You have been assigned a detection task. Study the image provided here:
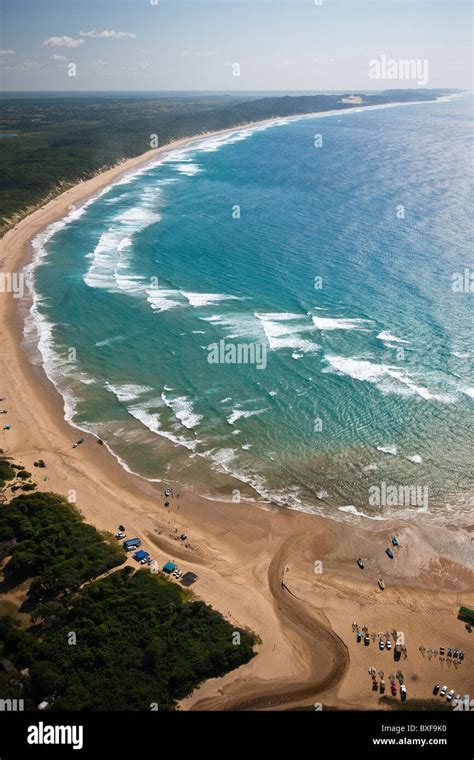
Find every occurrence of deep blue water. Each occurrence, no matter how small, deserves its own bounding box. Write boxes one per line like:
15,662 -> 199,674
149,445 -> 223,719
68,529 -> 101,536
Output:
27,96 -> 474,520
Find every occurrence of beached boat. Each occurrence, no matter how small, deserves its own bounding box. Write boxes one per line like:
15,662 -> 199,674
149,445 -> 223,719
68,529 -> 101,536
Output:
378,579 -> 385,590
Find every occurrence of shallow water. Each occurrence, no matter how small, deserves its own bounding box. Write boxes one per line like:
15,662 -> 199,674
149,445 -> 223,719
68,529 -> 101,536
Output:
27,96 -> 474,521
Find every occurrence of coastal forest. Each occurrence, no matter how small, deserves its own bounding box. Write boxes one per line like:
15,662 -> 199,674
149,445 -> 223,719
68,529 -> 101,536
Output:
0,461 -> 255,710
0,88 -> 457,233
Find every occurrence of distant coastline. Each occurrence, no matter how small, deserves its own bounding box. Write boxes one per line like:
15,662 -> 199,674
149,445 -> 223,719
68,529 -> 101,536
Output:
0,91 -> 472,711
19,90 -> 470,525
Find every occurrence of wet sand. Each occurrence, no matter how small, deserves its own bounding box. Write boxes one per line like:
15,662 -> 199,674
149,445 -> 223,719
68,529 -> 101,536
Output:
1,123 -> 473,710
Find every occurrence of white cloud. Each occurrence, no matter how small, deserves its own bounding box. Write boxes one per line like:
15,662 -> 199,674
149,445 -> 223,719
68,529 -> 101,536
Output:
0,49 -> 15,55
43,36 -> 84,48
80,30 -> 136,39
50,54 -> 68,62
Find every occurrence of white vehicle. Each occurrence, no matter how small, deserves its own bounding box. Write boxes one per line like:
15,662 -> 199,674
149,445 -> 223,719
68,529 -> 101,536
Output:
379,639 -> 385,651
447,689 -> 455,702
386,640 -> 391,651
440,685 -> 448,697
400,685 -> 407,701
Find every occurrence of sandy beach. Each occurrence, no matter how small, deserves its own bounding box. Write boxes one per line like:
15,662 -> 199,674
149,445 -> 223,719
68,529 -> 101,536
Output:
1,123 -> 473,711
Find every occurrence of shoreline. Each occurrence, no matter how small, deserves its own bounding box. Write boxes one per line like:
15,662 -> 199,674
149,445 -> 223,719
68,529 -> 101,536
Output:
1,106 -> 473,710
18,94 -> 473,528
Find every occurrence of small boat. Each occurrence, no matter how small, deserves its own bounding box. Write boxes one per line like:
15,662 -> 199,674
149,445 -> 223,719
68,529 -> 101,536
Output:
357,558 -> 365,569
386,548 -> 394,559
378,579 -> 385,590
391,536 -> 399,547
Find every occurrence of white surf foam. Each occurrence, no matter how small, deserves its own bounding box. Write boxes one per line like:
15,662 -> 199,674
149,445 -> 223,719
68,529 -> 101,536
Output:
256,312 -> 320,353
182,291 -> 242,307
323,354 -> 455,402
105,383 -> 154,403
377,445 -> 398,456
338,505 -> 386,521
227,408 -> 265,425
312,316 -> 373,331
161,393 -> 202,429
377,330 -> 409,344
146,288 -> 184,312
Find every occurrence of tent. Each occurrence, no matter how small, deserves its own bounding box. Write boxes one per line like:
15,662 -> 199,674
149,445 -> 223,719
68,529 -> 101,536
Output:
162,561 -> 177,574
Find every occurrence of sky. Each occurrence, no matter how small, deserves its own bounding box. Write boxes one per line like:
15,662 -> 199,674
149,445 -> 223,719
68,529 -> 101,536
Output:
0,0 -> 472,92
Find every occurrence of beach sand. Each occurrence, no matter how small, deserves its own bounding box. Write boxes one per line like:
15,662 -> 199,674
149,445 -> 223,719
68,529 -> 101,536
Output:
1,124 -> 473,710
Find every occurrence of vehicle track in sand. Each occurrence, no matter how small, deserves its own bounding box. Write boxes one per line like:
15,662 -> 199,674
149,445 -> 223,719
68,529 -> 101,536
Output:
189,532 -> 350,710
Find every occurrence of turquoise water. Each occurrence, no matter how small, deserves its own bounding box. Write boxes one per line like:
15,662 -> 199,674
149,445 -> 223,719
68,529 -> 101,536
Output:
27,97 -> 474,520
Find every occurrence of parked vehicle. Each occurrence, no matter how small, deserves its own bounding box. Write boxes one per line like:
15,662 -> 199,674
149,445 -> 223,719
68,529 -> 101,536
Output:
386,548 -> 394,559
439,647 -> 445,656
440,685 -> 448,697
391,537 -> 399,547
391,683 -> 397,696
357,631 -> 362,642
364,634 -> 370,646
433,683 -> 441,695
386,639 -> 391,651
447,648 -> 453,657
357,558 -> 365,569
379,639 -> 385,651
378,579 -> 385,590
400,685 -> 407,701
447,689 -> 455,702
459,650 -> 465,660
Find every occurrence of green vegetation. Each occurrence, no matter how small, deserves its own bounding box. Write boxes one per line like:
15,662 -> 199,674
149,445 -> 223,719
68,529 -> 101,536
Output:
0,89 -> 458,233
458,606 -> 474,624
0,492 -> 125,598
16,470 -> 31,480
0,457 -> 16,488
0,488 -> 256,709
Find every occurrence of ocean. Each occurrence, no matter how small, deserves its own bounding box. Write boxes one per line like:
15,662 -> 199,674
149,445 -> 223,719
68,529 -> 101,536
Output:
25,95 -> 474,522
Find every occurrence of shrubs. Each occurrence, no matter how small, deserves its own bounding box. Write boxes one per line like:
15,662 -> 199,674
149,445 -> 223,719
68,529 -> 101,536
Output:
0,492 -> 125,597
0,458 -> 16,488
0,491 -> 257,710
20,569 -> 256,710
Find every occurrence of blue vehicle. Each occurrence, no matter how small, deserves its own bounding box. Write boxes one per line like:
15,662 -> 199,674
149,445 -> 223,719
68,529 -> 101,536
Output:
133,549 -> 150,562
391,537 -> 399,547
386,548 -> 394,559
123,537 -> 141,550
357,631 -> 362,642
